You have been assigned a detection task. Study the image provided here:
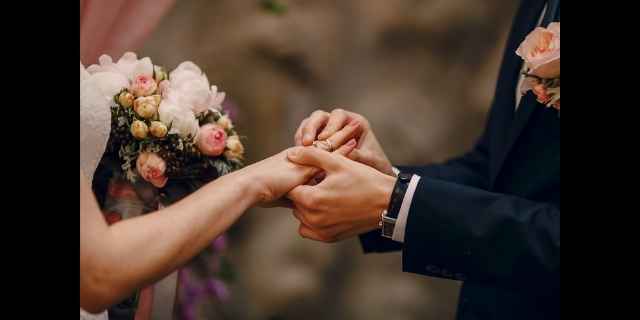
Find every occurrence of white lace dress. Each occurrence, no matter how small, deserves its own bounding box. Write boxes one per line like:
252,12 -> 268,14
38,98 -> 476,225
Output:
80,62 -> 117,320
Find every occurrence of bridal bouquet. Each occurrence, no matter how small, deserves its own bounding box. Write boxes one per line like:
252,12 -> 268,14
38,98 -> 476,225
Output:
87,52 -> 244,191
516,22 -> 560,112
83,52 -> 242,315
83,52 -> 245,213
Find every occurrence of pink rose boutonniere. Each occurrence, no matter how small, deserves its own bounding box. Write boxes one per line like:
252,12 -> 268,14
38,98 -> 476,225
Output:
516,22 -> 560,113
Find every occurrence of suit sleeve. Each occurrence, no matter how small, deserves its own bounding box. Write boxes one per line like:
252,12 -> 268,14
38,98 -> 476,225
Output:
401,177 -> 560,293
358,130 -> 490,253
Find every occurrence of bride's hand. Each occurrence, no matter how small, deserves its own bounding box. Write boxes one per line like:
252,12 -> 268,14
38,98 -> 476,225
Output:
241,139 -> 357,208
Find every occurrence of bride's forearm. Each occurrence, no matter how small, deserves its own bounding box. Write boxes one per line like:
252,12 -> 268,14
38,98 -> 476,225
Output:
81,169 -> 259,312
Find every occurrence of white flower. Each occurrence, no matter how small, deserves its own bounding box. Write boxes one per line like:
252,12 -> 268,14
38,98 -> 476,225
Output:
80,66 -> 129,111
208,85 -> 226,111
86,52 -> 153,81
158,100 -> 200,139
165,61 -> 226,114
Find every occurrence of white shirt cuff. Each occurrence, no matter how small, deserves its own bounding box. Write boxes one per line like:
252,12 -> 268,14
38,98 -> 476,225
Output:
391,174 -> 421,243
392,166 -> 400,177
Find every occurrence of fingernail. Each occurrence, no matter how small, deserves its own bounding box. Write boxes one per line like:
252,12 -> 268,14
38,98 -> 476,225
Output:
346,139 -> 356,147
304,134 -> 313,143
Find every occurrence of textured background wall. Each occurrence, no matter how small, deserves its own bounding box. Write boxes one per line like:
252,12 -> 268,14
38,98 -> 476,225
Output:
141,1 -> 518,319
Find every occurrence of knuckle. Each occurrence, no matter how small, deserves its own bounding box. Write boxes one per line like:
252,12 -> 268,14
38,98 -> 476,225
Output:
312,110 -> 327,117
304,193 -> 320,208
320,231 -> 337,243
308,213 -> 324,227
353,114 -> 369,126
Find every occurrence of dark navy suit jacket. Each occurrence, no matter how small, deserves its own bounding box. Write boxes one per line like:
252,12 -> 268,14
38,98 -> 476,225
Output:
359,1 -> 560,319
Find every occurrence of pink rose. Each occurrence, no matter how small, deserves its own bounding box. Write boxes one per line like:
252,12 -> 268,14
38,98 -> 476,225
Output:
130,75 -> 158,97
531,83 -> 560,111
136,152 -> 168,188
196,124 -> 227,156
532,83 -> 551,105
516,22 -> 560,78
104,212 -> 122,225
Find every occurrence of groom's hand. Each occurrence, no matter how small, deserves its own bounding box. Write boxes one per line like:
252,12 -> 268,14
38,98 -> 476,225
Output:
295,109 -> 395,177
248,140 -> 358,208
286,146 -> 396,242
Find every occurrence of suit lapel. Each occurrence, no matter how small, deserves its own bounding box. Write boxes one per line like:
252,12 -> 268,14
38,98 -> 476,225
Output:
490,0 -> 557,187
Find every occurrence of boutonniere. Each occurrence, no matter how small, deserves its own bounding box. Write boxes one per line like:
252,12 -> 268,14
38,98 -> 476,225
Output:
516,22 -> 560,114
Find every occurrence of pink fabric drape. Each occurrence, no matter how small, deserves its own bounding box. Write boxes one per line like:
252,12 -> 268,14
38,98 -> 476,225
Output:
80,0 -> 175,65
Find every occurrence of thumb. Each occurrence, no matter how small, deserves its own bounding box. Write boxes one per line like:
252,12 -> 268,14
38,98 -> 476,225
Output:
347,148 -> 374,167
287,184 -> 315,206
287,146 -> 341,172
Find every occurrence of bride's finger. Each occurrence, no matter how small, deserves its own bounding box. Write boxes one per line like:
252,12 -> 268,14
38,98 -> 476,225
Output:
318,109 -> 350,140
333,138 -> 357,157
325,121 -> 362,151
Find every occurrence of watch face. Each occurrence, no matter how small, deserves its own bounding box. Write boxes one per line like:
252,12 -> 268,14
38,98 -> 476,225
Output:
382,216 -> 396,238
382,222 -> 395,237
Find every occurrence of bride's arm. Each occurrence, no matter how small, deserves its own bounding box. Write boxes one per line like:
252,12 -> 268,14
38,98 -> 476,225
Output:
80,148 -> 343,313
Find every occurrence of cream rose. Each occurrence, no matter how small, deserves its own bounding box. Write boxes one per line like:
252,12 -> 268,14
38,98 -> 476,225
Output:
131,120 -> 149,139
150,121 -> 168,138
118,91 -> 135,108
133,96 -> 159,119
158,100 -> 200,139
216,114 -> 234,130
196,124 -> 227,156
154,65 -> 168,83
224,135 -> 244,160
515,22 -> 560,78
136,152 -> 168,188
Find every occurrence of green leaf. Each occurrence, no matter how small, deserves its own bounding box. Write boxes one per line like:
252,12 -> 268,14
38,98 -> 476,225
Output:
261,0 -> 287,15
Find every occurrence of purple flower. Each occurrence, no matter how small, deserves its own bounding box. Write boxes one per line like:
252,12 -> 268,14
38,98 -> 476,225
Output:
209,255 -> 221,273
178,268 -> 191,283
222,99 -> 239,121
206,278 -> 230,301
181,305 -> 196,320
212,235 -> 227,252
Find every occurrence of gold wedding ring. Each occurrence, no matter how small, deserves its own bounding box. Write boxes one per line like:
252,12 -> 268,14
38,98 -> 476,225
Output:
312,139 -> 334,152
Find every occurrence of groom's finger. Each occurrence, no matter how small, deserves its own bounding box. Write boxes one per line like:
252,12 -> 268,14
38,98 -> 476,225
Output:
287,146 -> 342,172
294,118 -> 309,146
346,148 -> 374,166
299,224 -> 324,241
292,208 -> 315,227
302,110 -> 329,146
287,185 -> 315,208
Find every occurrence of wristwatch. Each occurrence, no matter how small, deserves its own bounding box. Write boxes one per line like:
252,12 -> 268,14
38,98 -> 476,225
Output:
381,172 -> 412,239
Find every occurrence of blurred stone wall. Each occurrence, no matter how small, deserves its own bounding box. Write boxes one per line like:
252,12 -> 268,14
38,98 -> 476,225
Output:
141,0 -> 518,319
